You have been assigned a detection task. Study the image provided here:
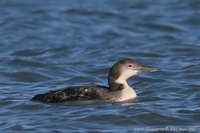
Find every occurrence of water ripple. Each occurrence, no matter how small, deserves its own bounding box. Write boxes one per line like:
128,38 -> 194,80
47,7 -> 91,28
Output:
0,0 -> 200,132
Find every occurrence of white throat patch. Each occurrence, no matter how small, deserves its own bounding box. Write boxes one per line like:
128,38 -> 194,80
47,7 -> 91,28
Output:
121,70 -> 140,80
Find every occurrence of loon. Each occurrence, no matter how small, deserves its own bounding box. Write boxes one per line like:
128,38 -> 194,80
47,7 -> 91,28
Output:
31,59 -> 157,103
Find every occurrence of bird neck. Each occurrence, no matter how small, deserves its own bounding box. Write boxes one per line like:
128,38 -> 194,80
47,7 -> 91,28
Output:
108,76 -> 130,91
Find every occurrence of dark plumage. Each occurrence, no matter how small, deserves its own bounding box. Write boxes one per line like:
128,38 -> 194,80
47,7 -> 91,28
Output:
31,86 -> 109,103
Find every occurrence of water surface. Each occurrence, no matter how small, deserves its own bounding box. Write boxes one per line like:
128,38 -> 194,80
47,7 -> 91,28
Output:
0,0 -> 200,132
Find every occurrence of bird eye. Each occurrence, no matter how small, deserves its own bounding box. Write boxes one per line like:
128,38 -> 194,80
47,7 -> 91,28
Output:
128,64 -> 133,67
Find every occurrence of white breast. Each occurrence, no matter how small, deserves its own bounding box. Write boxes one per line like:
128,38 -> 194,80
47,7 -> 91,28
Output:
117,86 -> 137,102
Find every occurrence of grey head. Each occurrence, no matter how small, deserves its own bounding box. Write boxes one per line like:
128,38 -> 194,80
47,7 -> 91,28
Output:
108,59 -> 157,91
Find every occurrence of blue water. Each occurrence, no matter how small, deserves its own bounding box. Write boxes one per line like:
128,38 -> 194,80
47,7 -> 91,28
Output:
0,0 -> 200,132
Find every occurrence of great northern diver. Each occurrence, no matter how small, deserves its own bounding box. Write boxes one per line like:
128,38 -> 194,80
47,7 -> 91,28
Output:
31,59 -> 157,103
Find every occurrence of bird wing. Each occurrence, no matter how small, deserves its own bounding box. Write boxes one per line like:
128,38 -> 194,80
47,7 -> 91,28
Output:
31,86 -> 109,103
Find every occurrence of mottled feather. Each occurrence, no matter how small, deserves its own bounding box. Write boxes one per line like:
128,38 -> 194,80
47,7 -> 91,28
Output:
32,86 -> 109,103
